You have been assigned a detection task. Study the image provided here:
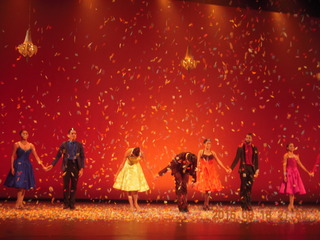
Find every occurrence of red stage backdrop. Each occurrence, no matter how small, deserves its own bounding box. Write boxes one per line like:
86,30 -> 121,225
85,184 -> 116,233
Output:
0,0 -> 319,204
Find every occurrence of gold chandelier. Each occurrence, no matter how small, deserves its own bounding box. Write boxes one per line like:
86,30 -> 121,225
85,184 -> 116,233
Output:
181,46 -> 199,71
17,28 -> 38,58
17,3 -> 37,58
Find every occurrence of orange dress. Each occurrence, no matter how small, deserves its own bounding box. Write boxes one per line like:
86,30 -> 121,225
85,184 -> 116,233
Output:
194,152 -> 223,192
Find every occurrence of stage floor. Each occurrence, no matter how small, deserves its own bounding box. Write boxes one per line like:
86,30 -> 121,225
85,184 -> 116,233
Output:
0,202 -> 319,240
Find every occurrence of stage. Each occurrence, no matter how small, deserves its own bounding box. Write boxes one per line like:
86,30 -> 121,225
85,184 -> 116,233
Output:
0,201 -> 319,240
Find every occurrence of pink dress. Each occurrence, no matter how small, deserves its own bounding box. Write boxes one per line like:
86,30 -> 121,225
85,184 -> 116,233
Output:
279,157 -> 306,195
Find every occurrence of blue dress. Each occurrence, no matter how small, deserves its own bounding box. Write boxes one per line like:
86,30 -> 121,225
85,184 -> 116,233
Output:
4,147 -> 36,189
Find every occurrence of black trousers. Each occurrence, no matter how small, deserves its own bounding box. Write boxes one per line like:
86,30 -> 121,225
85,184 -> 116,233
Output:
63,160 -> 79,207
173,172 -> 189,211
239,164 -> 255,210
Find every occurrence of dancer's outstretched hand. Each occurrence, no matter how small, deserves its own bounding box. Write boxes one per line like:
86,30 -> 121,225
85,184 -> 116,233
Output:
44,165 -> 53,172
79,168 -> 83,177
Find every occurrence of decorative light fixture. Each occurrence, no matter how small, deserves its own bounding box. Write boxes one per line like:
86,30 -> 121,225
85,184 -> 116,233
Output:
17,28 -> 38,57
181,46 -> 199,71
17,3 -> 37,58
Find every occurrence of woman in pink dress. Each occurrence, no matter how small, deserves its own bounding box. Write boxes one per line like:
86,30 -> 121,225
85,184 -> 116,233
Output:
194,139 -> 230,210
279,143 -> 313,211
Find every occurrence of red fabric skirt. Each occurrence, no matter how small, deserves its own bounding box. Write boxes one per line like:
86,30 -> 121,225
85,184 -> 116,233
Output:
193,159 -> 223,192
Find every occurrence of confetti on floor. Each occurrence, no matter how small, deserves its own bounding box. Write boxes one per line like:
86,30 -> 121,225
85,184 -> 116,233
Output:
0,202 -> 319,223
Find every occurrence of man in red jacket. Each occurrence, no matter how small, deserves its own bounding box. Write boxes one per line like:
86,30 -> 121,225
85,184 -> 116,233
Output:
230,133 -> 259,211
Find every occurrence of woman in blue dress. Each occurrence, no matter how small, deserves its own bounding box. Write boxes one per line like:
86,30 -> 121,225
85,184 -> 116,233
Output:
4,130 -> 44,208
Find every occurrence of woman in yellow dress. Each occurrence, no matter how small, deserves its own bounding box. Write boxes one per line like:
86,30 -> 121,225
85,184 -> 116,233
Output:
113,147 -> 149,210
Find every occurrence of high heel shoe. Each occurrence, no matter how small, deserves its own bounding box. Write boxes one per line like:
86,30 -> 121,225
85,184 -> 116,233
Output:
203,205 -> 210,211
288,205 -> 295,212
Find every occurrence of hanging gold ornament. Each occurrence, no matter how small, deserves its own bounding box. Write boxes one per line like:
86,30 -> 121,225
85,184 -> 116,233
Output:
17,28 -> 38,58
181,46 -> 199,71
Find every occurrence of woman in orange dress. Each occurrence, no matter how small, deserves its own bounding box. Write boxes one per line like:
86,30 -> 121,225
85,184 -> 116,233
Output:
194,139 -> 230,210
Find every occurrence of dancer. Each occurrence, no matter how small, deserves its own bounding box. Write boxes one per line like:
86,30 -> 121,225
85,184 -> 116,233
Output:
45,128 -> 85,210
279,143 -> 313,211
312,152 -> 320,175
312,153 -> 320,194
113,147 -> 149,211
157,152 -> 197,212
230,133 -> 259,211
4,130 -> 44,208
194,139 -> 231,210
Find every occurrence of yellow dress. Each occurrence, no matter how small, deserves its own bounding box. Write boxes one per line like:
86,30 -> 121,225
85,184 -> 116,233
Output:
113,156 -> 149,192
